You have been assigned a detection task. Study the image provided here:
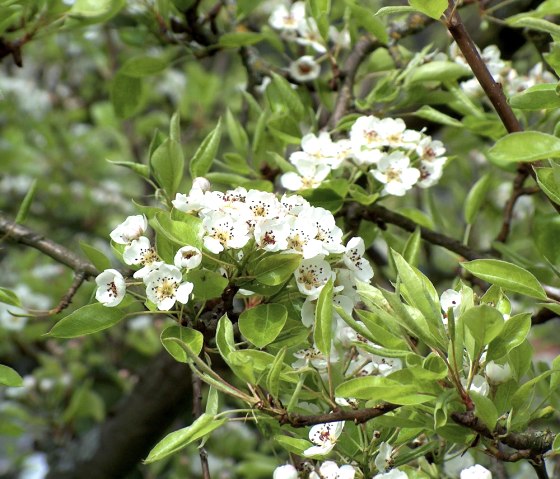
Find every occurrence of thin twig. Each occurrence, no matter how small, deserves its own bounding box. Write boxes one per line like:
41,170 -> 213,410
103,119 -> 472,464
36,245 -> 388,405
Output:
495,184 -> 540,244
49,271 -> 87,315
192,373 -> 211,479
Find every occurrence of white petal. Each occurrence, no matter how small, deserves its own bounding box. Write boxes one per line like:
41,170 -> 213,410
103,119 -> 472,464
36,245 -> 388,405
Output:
176,282 -> 194,304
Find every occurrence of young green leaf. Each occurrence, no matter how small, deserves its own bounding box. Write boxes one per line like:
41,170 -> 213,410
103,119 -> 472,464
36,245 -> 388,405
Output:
120,56 -> 168,77
536,167 -> 560,206
253,253 -> 301,286
111,73 -> 144,119
238,303 -> 287,348
150,138 -> 185,199
470,392 -> 499,430
461,259 -> 547,299
314,279 -> 333,355
265,346 -> 287,398
464,173 -> 492,225
187,269 -> 229,301
408,0 -> 447,20
0,364 -> 23,387
189,118 -> 223,178
80,242 -> 112,271
0,287 -> 22,308
14,179 -> 37,224
48,303 -> 125,338
488,132 -> 560,168
509,83 -> 560,110
161,326 -> 203,363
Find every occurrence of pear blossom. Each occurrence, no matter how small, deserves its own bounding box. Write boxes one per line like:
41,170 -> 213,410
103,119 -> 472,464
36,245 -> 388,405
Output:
485,361 -> 512,385
290,56 -> 321,82
122,236 -> 162,279
273,464 -> 298,479
372,469 -> 408,479
110,215 -> 147,244
295,255 -> 332,299
269,2 -> 306,31
191,176 -> 211,193
281,193 -> 310,214
463,375 -> 490,397
254,218 -> 290,251
95,269 -> 126,307
290,132 -> 338,166
303,421 -> 344,456
285,216 -> 324,259
172,188 -> 209,214
299,207 -> 345,254
0,304 -> 28,331
174,246 -> 202,270
417,161 -> 444,188
343,237 -> 374,282
440,289 -> 461,325
296,18 -> 327,53
245,189 -> 282,227
202,210 -> 251,253
318,461 -> 356,479
375,442 -> 394,472
329,26 -> 351,49
372,152 -> 420,196
460,465 -> 492,479
281,157 -> 331,191
292,346 -> 337,370
144,264 -> 194,311
416,136 -> 446,164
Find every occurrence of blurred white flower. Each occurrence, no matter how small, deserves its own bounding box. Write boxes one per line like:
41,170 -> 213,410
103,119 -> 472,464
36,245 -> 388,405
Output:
144,264 -> 193,311
289,56 -> 321,82
460,464 -> 492,479
110,215 -> 147,244
372,152 -> 420,196
485,361 -> 512,385
174,246 -> 202,270
273,464 -> 298,479
372,469 -> 409,479
269,2 -> 306,31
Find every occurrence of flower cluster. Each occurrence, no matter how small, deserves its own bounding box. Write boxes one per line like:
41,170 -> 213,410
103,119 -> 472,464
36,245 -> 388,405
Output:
449,42 -> 555,98
281,115 -> 447,197
268,2 -> 349,82
95,181 -> 373,321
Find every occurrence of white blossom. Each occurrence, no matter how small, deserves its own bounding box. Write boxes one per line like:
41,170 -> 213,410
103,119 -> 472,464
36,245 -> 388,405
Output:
299,207 -> 345,254
343,237 -> 374,282
304,421 -> 344,456
269,2 -> 306,31
485,361 -> 512,385
372,152 -> 420,196
202,211 -> 251,253
174,246 -> 202,270
460,464 -> 492,479
463,375 -> 490,397
440,289 -> 461,325
110,215 -> 147,244
285,216 -> 324,259
295,255 -> 332,299
375,442 -> 394,472
144,264 -> 194,311
290,56 -> 321,82
95,269 -> 126,307
281,157 -> 331,191
273,464 -> 298,479
372,469 -> 409,479
296,17 -> 327,53
122,236 -> 162,279
254,218 -> 290,251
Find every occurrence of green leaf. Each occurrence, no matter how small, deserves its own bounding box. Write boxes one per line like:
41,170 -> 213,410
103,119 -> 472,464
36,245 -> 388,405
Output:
70,0 -> 125,20
111,73 -> 144,119
187,269 -> 228,301
107,160 -> 150,179
408,62 -> 471,84
189,118 -> 223,178
274,435 -> 311,455
205,387 -> 219,416
225,109 -> 249,154
402,227 -> 421,267
487,313 -> 531,361
218,32 -> 264,47
413,105 -> 463,128
462,305 -> 504,360
0,287 -> 21,308
144,414 -> 228,463
408,0 -> 447,19
507,16 -> 560,37
375,6 -> 416,15
151,138 -> 185,199
470,392 -> 499,430
509,83 -> 560,110
300,187 -> 344,213
314,279 -> 333,355
216,314 -> 236,360
0,364 -> 23,387
14,178 -> 37,224
161,326 -> 203,363
266,73 -> 305,121
120,56 -> 168,77
152,211 -> 203,250
488,132 -> 560,168
345,1 -> 388,44
461,259 -> 547,299
536,167 -> 560,206
533,214 -> 560,264
48,303 -> 125,338
253,253 -> 301,286
464,173 -> 492,225
266,346 -> 287,398
335,376 -> 435,405
80,242 -> 111,271
238,304 -> 287,348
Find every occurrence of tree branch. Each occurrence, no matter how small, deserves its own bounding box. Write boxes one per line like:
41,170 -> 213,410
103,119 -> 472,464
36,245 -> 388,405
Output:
361,204 -> 491,260
278,403 -> 399,428
192,373 -> 211,479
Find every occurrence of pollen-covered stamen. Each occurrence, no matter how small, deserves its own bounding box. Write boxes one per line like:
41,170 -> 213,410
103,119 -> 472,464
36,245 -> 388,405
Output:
152,276 -> 179,301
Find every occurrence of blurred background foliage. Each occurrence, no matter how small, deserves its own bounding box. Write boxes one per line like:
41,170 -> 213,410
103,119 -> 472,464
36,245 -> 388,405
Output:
1,0 -> 559,477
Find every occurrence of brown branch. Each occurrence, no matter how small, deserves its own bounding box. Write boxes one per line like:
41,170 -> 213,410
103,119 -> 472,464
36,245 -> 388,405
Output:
192,373 -> 211,479
278,403 -> 399,428
49,271 -> 87,315
361,204 -> 491,261
452,411 -> 555,456
495,184 -> 540,244
0,213 -> 98,278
